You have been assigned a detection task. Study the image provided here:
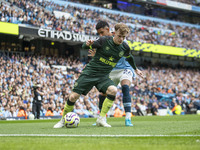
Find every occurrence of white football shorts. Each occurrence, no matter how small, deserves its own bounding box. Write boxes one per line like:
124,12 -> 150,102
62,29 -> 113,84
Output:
109,69 -> 133,86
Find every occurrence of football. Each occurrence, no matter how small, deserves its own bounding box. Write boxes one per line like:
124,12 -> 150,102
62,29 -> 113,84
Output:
29,114 -> 35,120
64,112 -> 80,128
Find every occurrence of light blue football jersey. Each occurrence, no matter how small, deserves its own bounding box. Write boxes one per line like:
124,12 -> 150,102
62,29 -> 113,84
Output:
112,57 -> 135,77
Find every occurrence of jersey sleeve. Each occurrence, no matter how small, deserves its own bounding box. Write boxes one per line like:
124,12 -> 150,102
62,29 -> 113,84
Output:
82,37 -> 104,49
126,54 -> 137,70
123,42 -> 137,70
123,42 -> 131,57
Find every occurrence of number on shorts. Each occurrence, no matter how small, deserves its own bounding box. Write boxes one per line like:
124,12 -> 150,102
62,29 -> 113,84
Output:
123,69 -> 131,76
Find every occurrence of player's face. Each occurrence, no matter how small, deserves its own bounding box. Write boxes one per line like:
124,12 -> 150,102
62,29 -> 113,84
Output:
113,30 -> 128,45
97,27 -> 110,36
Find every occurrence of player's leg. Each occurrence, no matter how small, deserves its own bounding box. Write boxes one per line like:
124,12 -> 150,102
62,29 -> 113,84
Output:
54,74 -> 94,128
120,69 -> 134,126
92,93 -> 106,126
99,71 -> 119,112
121,80 -> 133,126
99,93 -> 106,112
98,69 -> 119,112
99,86 -> 116,117
96,78 -> 117,127
93,70 -> 119,126
62,92 -> 80,117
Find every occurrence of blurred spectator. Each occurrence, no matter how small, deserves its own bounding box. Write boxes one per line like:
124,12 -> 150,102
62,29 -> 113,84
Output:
45,107 -> 54,116
171,102 -> 182,115
0,104 -> 3,118
53,108 -> 61,116
190,95 -> 200,110
114,107 -> 123,118
7,106 -> 17,117
135,102 -> 144,116
151,102 -> 159,115
17,106 -> 27,118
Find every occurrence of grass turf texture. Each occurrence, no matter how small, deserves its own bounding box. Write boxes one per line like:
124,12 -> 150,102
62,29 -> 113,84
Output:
0,115 -> 200,150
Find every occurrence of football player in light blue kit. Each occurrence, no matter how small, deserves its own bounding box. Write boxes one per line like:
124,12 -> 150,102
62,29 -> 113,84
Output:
89,21 -> 144,126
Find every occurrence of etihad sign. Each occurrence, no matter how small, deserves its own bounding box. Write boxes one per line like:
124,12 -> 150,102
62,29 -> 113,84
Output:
38,28 -> 97,42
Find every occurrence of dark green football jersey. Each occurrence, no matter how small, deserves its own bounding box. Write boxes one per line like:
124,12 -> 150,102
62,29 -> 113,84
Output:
82,36 -> 130,76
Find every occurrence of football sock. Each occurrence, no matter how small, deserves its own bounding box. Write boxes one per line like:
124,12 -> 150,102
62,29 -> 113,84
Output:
62,98 -> 75,118
125,112 -> 131,119
122,85 -> 131,115
99,94 -> 106,112
100,94 -> 115,117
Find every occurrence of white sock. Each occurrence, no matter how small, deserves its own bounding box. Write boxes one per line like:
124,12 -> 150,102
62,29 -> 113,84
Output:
125,112 -> 131,119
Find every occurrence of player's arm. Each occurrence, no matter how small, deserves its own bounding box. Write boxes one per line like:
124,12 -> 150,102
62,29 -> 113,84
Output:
126,54 -> 144,79
125,54 -> 137,70
82,37 -> 103,49
124,43 -> 145,78
123,43 -> 137,69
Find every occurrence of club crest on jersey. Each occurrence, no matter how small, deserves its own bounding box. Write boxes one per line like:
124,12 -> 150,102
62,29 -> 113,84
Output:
119,51 -> 124,57
106,46 -> 110,51
74,82 -> 78,87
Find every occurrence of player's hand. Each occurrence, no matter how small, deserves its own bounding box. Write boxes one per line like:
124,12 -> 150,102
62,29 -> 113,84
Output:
88,49 -> 96,57
135,68 -> 145,79
86,39 -> 94,46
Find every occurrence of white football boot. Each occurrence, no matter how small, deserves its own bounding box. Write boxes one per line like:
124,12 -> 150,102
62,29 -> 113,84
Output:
96,116 -> 111,127
92,117 -> 107,126
53,118 -> 65,128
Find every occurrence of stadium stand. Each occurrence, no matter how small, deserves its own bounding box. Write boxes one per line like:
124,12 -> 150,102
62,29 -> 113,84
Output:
0,54 -> 199,119
0,0 -> 200,50
0,0 -> 199,119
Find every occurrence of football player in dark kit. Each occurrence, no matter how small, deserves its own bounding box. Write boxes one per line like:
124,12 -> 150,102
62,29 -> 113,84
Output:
54,23 -> 144,128
90,21 -> 144,126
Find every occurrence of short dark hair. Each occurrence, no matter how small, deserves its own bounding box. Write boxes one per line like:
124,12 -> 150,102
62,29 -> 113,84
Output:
96,20 -> 109,30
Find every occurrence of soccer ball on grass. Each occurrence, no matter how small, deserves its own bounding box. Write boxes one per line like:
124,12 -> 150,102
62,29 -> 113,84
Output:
64,112 -> 80,128
29,114 -> 35,120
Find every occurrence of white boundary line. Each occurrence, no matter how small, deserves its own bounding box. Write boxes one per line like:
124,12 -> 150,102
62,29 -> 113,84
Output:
0,134 -> 200,137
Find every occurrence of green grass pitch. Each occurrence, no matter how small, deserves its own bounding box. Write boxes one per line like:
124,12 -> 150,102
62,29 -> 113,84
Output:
0,115 -> 200,150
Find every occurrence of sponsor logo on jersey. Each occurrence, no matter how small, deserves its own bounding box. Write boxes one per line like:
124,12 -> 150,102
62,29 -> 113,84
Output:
119,51 -> 124,57
99,57 -> 116,67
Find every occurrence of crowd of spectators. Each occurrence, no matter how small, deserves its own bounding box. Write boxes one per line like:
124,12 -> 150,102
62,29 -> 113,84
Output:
0,54 -> 199,119
0,0 -> 200,51
0,0 -> 199,119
